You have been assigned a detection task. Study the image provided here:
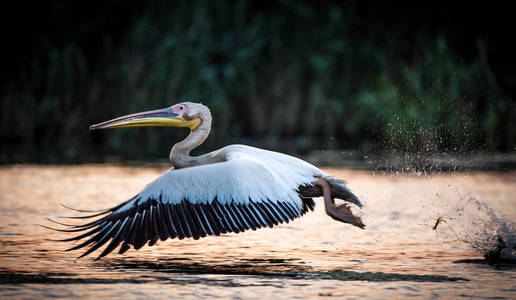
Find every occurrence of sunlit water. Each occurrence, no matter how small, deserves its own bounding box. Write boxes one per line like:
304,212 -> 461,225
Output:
0,165 -> 515,299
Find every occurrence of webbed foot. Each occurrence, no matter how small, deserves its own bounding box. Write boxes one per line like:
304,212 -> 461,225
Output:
328,203 -> 365,229
316,178 -> 365,229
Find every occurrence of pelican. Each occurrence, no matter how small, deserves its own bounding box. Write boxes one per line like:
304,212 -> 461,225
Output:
48,102 -> 365,259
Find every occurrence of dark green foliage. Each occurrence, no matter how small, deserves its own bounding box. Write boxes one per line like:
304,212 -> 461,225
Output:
1,1 -> 514,163
366,39 -> 515,153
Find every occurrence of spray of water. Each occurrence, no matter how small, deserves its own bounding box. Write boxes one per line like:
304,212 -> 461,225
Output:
429,192 -> 515,263
370,107 -> 516,263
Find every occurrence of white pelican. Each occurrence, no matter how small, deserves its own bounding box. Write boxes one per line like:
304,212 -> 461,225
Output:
48,102 -> 365,259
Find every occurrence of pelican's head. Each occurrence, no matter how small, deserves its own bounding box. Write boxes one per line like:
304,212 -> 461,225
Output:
89,102 -> 209,131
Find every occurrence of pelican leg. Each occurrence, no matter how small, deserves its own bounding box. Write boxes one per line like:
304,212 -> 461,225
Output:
315,178 -> 365,229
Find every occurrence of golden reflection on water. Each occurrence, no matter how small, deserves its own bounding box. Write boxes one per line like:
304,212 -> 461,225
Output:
0,165 -> 515,299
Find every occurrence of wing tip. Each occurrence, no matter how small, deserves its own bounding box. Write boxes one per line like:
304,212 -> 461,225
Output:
60,203 -> 106,213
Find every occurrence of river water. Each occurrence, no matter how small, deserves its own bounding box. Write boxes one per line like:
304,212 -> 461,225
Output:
0,165 -> 515,299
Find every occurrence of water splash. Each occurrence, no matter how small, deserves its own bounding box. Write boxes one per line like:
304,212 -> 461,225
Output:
371,121 -> 515,264
430,193 -> 516,263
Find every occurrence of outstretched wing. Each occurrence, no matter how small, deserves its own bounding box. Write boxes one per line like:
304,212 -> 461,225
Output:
48,154 -> 318,259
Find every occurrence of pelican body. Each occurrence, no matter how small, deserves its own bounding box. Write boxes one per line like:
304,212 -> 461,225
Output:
49,102 -> 365,259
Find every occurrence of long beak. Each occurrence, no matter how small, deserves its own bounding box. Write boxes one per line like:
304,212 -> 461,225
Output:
89,107 -> 201,131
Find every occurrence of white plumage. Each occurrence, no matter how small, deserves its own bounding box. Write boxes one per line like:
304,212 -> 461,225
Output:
47,102 -> 364,259
133,145 -> 325,212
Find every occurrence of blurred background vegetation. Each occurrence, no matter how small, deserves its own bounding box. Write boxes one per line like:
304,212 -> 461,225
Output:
1,1 -> 515,164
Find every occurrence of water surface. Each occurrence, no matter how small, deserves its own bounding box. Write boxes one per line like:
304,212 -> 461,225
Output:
0,165 -> 515,299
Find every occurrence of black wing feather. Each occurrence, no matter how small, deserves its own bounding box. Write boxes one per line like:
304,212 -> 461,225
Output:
210,200 -> 232,233
48,188 -> 315,259
240,205 -> 258,230
97,216 -> 131,259
194,204 -> 214,235
162,204 -> 178,239
156,203 -> 170,241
